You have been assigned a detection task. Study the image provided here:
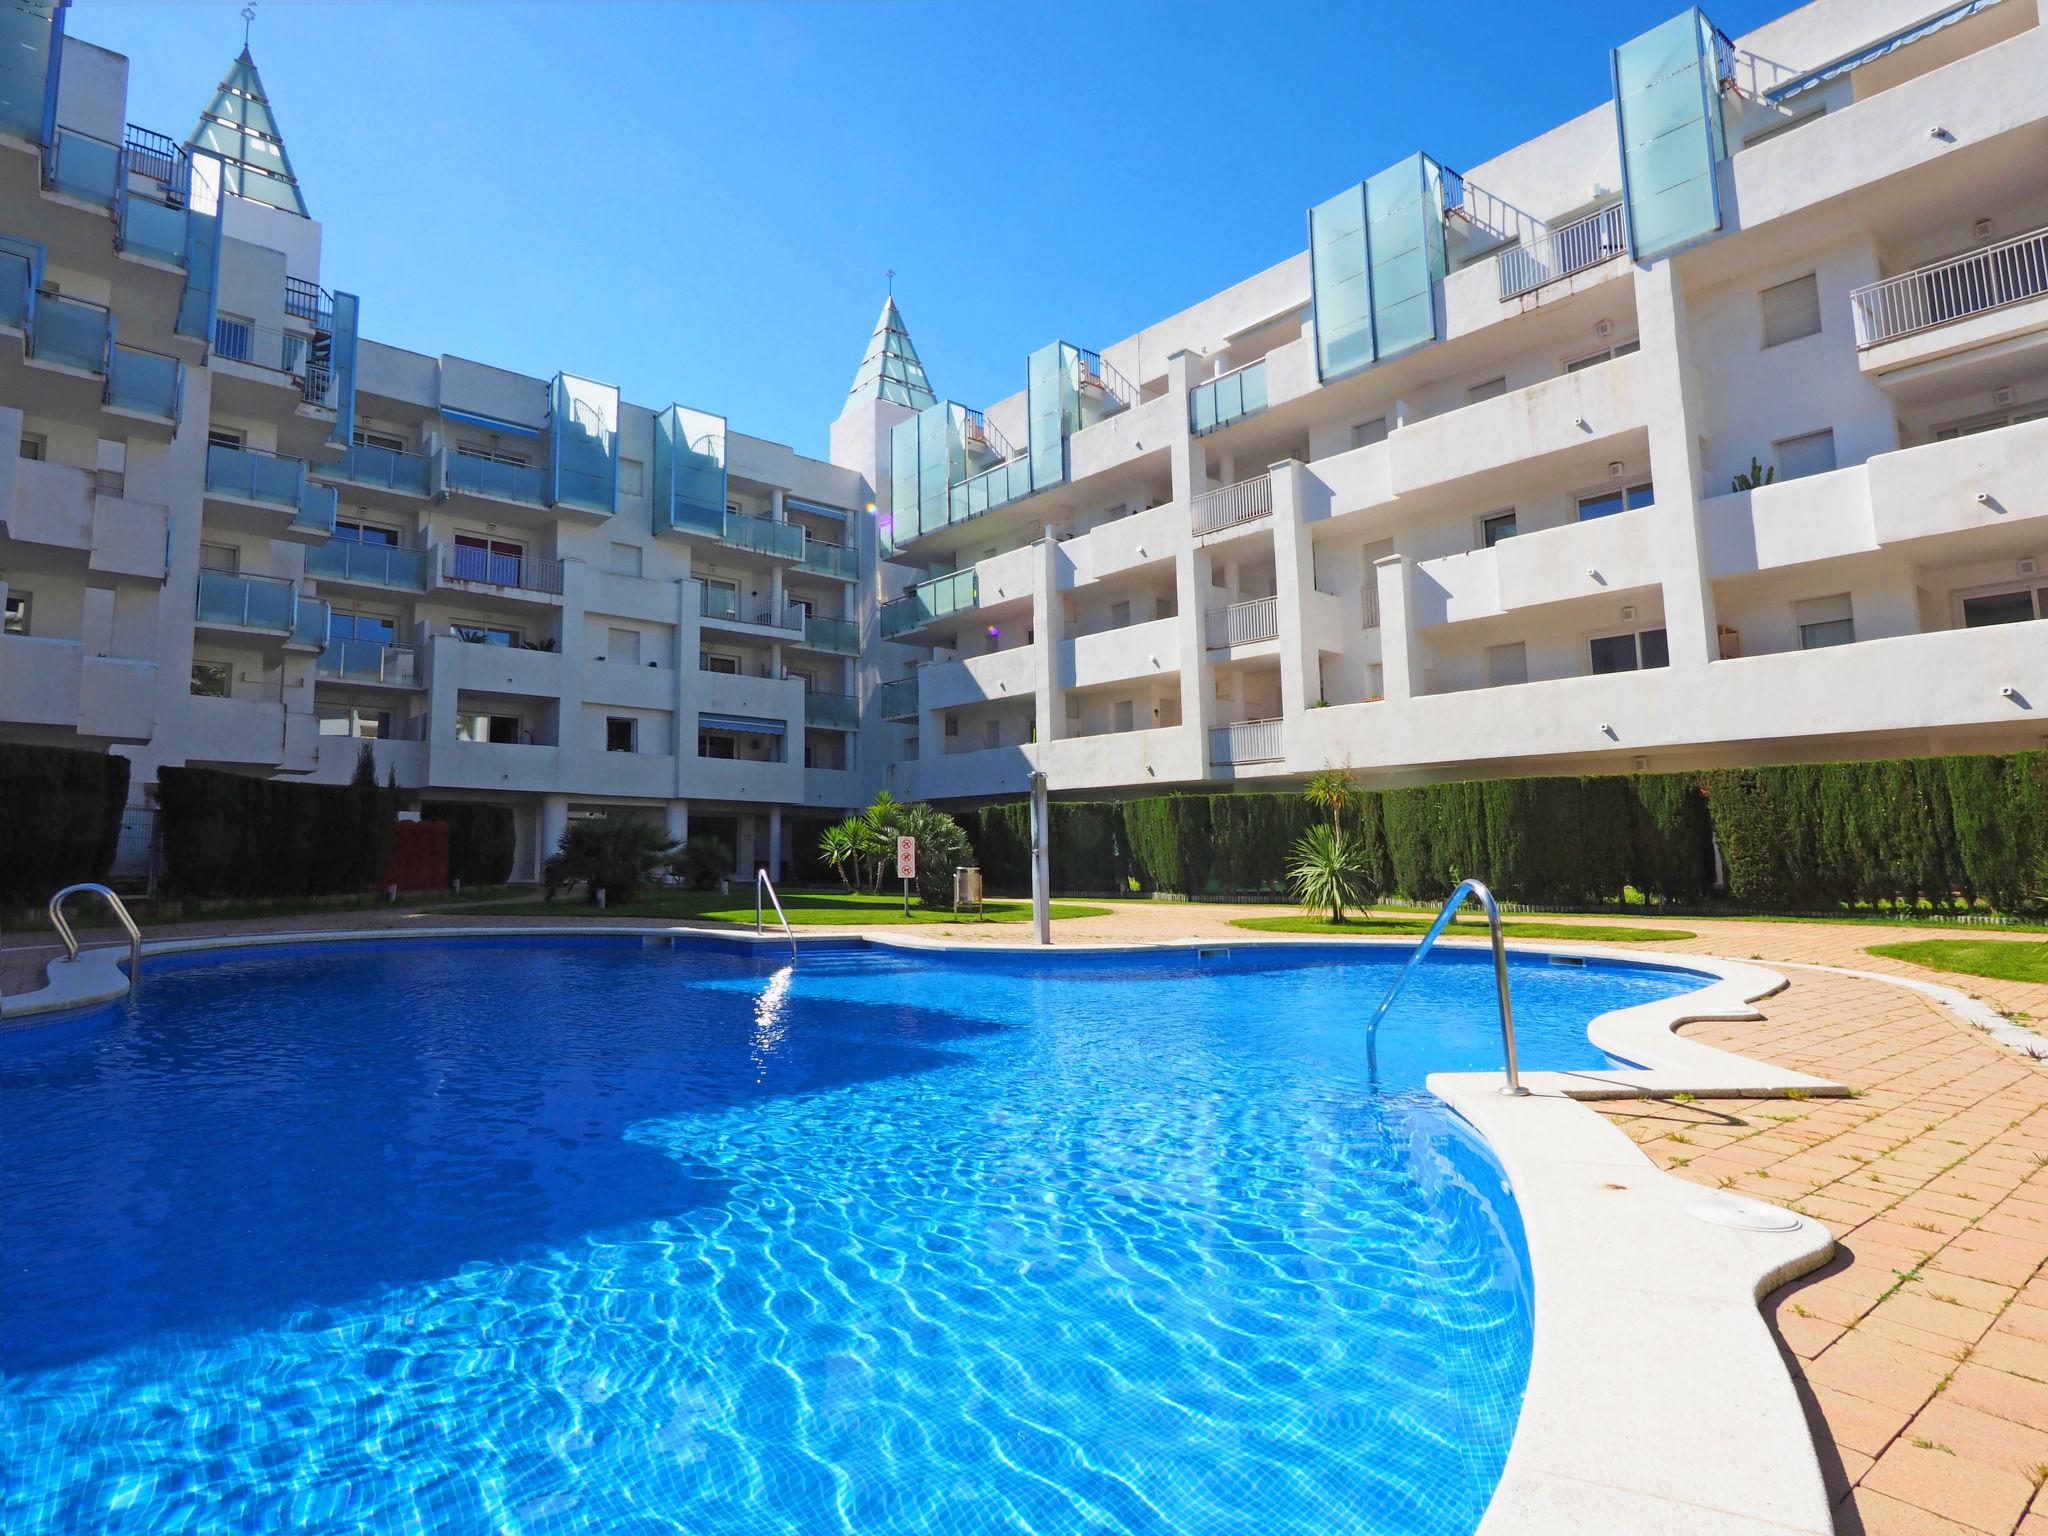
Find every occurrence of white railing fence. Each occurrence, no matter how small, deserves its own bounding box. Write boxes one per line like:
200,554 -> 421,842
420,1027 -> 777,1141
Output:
1850,226 -> 2048,348
1191,473 -> 1274,536
1496,203 -> 1627,301
1209,717 -> 1284,765
1204,596 -> 1279,648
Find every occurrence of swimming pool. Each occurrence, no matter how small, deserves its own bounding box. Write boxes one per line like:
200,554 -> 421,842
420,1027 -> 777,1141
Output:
1,936 -> 1707,1535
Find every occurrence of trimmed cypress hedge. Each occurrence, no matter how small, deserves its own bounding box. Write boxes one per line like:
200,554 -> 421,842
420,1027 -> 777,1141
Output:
957,749 -> 2046,912
421,801 -> 517,888
0,743 -> 130,903
162,763 -> 396,898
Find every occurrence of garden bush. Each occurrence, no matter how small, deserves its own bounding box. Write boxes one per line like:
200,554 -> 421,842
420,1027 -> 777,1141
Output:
161,752 -> 395,898
0,743 -> 130,903
422,801 -> 517,887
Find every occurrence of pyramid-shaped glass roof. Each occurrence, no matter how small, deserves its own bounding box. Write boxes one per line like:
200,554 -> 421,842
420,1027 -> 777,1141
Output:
188,47 -> 307,217
846,296 -> 936,410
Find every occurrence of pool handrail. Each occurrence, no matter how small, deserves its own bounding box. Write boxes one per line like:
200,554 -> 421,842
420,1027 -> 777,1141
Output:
48,882 -> 143,992
754,868 -> 797,961
1365,877 -> 1527,1095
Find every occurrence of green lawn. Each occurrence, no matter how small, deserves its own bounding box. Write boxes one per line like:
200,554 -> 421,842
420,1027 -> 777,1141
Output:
1230,914 -> 1692,943
1866,938 -> 2048,984
444,888 -> 1113,926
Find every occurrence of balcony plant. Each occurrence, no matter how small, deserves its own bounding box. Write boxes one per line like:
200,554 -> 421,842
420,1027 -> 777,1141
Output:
1729,456 -> 1775,493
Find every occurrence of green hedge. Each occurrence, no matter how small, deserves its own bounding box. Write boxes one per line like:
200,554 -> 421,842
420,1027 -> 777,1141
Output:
0,743 -> 130,903
163,763 -> 396,898
955,749 -> 2045,912
421,801 -> 517,887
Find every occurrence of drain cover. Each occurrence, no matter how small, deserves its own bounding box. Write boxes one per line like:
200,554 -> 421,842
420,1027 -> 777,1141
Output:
1688,1195 -> 1803,1233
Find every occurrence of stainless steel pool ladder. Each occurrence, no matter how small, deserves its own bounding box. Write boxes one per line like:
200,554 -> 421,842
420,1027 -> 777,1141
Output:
1365,878 -> 1526,1096
48,882 -> 144,994
754,868 -> 797,961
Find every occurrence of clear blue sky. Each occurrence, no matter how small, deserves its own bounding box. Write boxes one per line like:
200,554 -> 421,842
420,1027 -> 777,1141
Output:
80,0 -> 1780,458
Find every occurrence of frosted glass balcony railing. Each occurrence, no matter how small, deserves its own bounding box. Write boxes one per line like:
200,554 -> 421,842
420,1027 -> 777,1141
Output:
796,537 -> 859,580
317,639 -> 421,688
444,451 -> 546,507
303,539 -> 429,591
205,442 -> 306,508
721,509 -> 804,560
195,569 -> 296,633
316,441 -> 431,498
0,6 -> 55,141
1189,359 -> 1268,435
289,598 -> 331,650
105,346 -> 182,421
44,128 -> 121,208
31,292 -> 110,373
802,615 -> 859,654
946,455 -> 1035,525
553,465 -> 615,515
697,583 -> 799,630
880,567 -> 978,638
292,481 -> 338,539
0,250 -> 30,330
877,677 -> 919,719
803,691 -> 859,730
119,194 -> 186,267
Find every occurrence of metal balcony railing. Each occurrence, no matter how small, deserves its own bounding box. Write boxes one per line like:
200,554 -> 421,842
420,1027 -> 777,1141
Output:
442,545 -> 565,595
213,316 -> 312,378
317,639 -> 421,687
1191,473 -> 1273,536
1072,345 -> 1141,410
1204,595 -> 1279,648
1850,225 -> 2048,347
1496,204 -> 1627,300
697,583 -> 800,631
877,676 -> 919,719
122,124 -> 184,188
284,276 -> 331,326
1209,717 -> 1284,765
303,538 -> 429,591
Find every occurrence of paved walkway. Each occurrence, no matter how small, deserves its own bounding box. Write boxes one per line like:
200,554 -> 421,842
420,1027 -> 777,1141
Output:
6,897 -> 2046,1533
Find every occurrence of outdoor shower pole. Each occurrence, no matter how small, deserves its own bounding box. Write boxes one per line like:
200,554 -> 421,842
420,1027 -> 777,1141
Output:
1029,770 -> 1051,946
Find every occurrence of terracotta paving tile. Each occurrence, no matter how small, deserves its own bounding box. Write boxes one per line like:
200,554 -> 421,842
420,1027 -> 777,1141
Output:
1970,1329 -> 2048,1385
1842,1484 -> 2002,1534
1943,1361 -> 2048,1429
1862,1429 -> 2041,1535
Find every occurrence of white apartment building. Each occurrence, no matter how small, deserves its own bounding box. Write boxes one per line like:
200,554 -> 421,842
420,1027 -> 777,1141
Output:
3,0 -> 2047,881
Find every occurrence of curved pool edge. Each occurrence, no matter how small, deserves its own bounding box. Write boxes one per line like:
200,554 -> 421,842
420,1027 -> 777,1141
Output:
6,926 -> 1843,1535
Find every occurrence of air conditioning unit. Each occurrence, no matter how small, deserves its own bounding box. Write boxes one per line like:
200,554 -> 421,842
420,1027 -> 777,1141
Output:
1993,386 -> 2016,407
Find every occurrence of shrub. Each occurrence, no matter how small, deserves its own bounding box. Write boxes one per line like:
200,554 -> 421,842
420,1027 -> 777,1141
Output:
0,744 -> 131,903
1287,824 -> 1377,923
160,763 -> 393,898
545,817 -> 678,903
422,801 -> 517,887
671,836 -> 733,891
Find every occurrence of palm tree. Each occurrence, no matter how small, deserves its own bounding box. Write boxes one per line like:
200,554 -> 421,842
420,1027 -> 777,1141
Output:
546,817 -> 679,903
1287,823 -> 1376,924
820,815 -> 884,890
1304,767 -> 1359,835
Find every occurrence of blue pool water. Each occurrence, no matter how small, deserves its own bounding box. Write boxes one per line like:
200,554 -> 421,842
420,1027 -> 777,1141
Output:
1,937 -> 1704,1535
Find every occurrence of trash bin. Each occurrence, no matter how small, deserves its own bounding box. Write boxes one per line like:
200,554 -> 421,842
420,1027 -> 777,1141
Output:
953,865 -> 983,914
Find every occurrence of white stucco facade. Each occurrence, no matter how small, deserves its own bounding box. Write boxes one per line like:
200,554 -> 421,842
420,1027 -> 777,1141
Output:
2,0 -> 2046,881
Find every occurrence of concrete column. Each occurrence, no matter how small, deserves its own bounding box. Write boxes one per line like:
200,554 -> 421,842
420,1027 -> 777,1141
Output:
771,487 -> 786,521
1632,261 -> 1720,670
1268,460 -> 1321,720
1374,555 -> 1423,705
1174,534 -> 1218,779
664,800 -> 689,847
1033,536 -> 1062,745
80,584 -> 116,659
538,794 -> 570,882
1166,351 -> 1211,508
767,809 -> 783,879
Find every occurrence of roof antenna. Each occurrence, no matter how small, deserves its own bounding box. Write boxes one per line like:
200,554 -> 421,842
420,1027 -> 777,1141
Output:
242,5 -> 256,50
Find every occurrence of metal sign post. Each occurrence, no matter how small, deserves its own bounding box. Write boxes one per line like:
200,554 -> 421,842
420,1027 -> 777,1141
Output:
897,835 -> 916,915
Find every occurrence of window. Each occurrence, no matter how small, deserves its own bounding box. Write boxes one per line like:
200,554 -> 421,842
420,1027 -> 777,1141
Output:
944,714 -> 959,737
190,660 -> 232,698
1486,642 -> 1528,687
606,717 -> 637,753
453,444 -> 528,468
1,590 -> 27,635
699,732 -> 737,759
983,721 -> 1000,749
206,427 -> 244,451
330,610 -> 397,645
199,542 -> 240,574
450,622 -> 520,647
1795,593 -> 1855,650
1480,511 -> 1518,547
1576,481 -> 1655,521
701,652 -> 739,674
1468,376 -> 1508,404
1113,699 -> 1136,732
456,713 -> 522,744
1589,627 -> 1669,674
606,628 -> 641,665
1155,597 -> 1174,621
19,433 -> 44,460
1761,274 -> 1822,348
1367,663 -> 1385,702
1564,339 -> 1641,371
619,457 -> 645,496
1350,416 -> 1389,448
353,428 -> 406,453
1773,428 -> 1837,481
1960,586 -> 2048,628
1935,401 -> 2048,440
1110,600 -> 1131,628
317,704 -> 390,738
610,542 -> 642,577
449,533 -> 526,585
334,519 -> 398,546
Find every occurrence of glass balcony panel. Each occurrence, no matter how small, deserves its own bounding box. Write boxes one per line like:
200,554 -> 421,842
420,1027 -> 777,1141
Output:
33,293 -> 108,372
294,480 -> 338,538
120,195 -> 186,266
290,598 -> 330,649
0,6 -> 56,141
877,677 -> 917,718
320,638 -> 418,686
445,451 -> 545,506
196,569 -> 295,631
319,441 -> 432,498
48,129 -> 119,207
0,251 -> 30,329
206,442 -> 305,507
803,691 -> 859,730
304,539 -> 427,590
804,615 -> 858,654
106,347 -> 181,420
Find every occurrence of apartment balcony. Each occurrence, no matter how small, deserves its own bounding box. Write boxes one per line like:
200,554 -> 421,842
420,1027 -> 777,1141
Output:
315,639 -> 422,690
877,675 -> 919,720
698,666 -> 802,724
1494,204 -> 1628,302
429,633 -> 563,698
794,535 -> 859,582
803,690 -> 859,731
0,271 -> 182,438
925,647 -> 1035,713
585,658 -> 674,712
193,569 -> 301,640
1416,506 -> 1664,626
1063,617 -> 1179,691
1,458 -> 167,580
302,538 -> 430,595
661,501 -> 804,561
1209,717 -> 1285,767
185,695 -> 321,775
1850,226 -> 2048,384
313,441 -> 433,509
202,443 -> 337,544
432,543 -> 567,609
428,739 -> 566,794
882,566 -> 979,640
793,614 -> 858,656
1205,596 -> 1279,650
1188,358 -> 1268,437
439,448 -> 549,514
696,582 -> 801,638
1190,474 -> 1273,538
1387,350 -> 1647,500
0,636 -> 157,744
686,750 -> 804,805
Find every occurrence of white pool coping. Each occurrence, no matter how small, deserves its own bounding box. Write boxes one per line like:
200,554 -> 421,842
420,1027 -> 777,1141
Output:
5,926 -> 1866,1535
